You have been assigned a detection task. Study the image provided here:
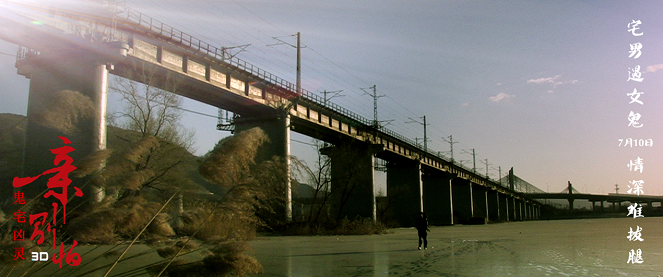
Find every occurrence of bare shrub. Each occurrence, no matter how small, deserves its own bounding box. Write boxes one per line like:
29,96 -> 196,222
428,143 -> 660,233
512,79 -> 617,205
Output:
156,238 -> 201,259
334,217 -> 388,235
155,242 -> 262,277
149,213 -> 176,238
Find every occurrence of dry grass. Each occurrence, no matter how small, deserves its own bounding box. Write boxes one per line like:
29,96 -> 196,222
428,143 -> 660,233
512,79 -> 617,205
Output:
64,127 -> 283,276
119,169 -> 155,190
71,149 -> 113,178
155,238 -> 201,259
149,213 -> 176,238
145,127 -> 284,276
32,90 -> 95,135
152,242 -> 262,277
177,203 -> 256,242
0,231 -> 41,267
124,136 -> 159,164
198,127 -> 268,187
67,196 -> 168,243
67,209 -> 119,244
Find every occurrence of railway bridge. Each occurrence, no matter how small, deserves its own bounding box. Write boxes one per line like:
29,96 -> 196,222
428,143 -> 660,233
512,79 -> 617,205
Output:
0,1 -> 541,226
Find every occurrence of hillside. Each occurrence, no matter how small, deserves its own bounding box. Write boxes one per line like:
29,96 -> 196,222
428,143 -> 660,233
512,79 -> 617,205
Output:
0,113 -> 217,206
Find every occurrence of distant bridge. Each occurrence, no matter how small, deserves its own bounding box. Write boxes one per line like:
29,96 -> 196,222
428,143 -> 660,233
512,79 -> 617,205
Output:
526,193 -> 663,211
0,0 -> 542,226
525,182 -> 662,211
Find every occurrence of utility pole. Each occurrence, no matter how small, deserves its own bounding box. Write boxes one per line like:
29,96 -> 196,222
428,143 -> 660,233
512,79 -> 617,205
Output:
406,115 -> 429,152
296,32 -> 301,94
481,158 -> 491,179
498,166 -> 502,186
320,89 -> 344,106
267,32 -> 304,222
442,135 -> 459,163
508,167 -> 514,191
462,148 -> 476,174
361,85 -> 384,128
269,32 -> 304,94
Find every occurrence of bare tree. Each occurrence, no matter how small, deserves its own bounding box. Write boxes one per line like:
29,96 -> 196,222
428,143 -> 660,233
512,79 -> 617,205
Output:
111,63 -> 194,151
291,141 -> 334,224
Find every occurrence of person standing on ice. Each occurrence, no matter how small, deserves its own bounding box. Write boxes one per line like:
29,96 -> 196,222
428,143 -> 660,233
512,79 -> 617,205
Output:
415,212 -> 430,250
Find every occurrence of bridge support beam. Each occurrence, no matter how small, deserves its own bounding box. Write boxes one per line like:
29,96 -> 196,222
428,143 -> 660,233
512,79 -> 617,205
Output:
487,190 -> 499,222
527,203 -> 533,220
422,171 -> 454,226
507,197 -> 515,221
321,143 -> 381,222
514,199 -> 523,221
451,178 -> 473,224
18,51 -> 118,201
387,159 -> 422,227
472,184 -> 488,224
235,114 -> 292,221
538,205 -> 541,219
499,193 -> 509,221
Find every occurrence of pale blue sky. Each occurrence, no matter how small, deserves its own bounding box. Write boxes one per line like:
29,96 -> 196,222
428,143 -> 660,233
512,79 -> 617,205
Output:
2,0 -> 663,195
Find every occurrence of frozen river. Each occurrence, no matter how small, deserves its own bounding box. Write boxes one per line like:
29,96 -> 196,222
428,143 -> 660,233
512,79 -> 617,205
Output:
251,218 -> 663,276
3,217 -> 661,276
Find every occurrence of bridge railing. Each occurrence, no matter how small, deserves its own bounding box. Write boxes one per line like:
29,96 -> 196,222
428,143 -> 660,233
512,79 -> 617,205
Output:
112,5 -> 496,181
116,8 -> 403,133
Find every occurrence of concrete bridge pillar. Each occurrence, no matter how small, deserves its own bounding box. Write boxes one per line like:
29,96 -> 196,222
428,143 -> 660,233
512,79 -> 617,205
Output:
451,178 -> 473,224
422,171 -> 454,226
386,159 -> 422,227
321,143 -> 381,222
17,46 -> 125,200
528,203 -> 533,220
568,198 -> 575,212
498,193 -> 509,221
472,184 -> 488,223
487,190 -> 500,222
235,114 -> 292,221
514,199 -> 523,221
507,197 -> 515,221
